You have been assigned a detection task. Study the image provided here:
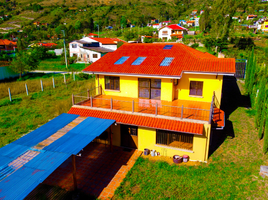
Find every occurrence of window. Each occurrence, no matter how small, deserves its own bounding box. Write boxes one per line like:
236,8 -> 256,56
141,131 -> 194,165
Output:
72,44 -> 77,48
138,78 -> 161,99
132,57 -> 146,65
160,57 -> 174,66
163,45 -> 173,50
93,54 -> 98,58
189,81 -> 203,96
162,31 -> 168,35
128,126 -> 137,136
156,130 -> 193,150
114,56 -> 129,64
105,76 -> 120,90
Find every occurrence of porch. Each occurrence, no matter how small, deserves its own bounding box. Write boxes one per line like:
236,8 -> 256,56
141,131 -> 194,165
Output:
72,87 -> 214,122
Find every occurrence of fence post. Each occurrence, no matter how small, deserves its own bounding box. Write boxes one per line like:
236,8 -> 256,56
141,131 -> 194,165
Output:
8,88 -> 12,102
132,100 -> 134,113
40,80 -> 43,91
52,77 -> 55,88
64,74 -> 66,84
73,73 -> 75,81
87,89 -> 89,99
111,98 -> 113,110
90,96 -> 93,107
155,102 -> 158,116
25,84 -> 29,96
72,94 -> 74,105
181,105 -> 184,119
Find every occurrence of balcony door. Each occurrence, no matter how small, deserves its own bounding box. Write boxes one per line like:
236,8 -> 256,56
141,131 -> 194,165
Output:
138,78 -> 161,100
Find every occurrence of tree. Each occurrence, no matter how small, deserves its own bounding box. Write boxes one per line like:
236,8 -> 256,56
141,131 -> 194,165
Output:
75,20 -> 82,31
121,16 -> 127,28
9,50 -> 40,78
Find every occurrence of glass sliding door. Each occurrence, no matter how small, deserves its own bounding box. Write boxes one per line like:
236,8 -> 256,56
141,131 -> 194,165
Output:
138,78 -> 161,100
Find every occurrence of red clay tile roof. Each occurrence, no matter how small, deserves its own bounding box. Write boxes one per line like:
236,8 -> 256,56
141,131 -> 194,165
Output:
38,43 -> 57,47
68,107 -> 204,135
166,24 -> 187,30
213,108 -> 225,128
92,38 -> 126,45
83,43 -> 236,77
0,39 -> 16,46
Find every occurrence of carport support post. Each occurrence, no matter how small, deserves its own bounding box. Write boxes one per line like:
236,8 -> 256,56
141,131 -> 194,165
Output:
72,155 -> 78,191
110,126 -> 113,152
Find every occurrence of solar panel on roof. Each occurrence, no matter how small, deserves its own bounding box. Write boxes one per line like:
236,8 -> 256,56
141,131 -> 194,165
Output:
114,56 -> 129,64
132,57 -> 146,65
163,45 -> 173,50
160,57 -> 174,66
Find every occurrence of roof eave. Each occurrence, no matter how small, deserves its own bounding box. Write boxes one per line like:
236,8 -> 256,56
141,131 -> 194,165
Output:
82,71 -> 182,79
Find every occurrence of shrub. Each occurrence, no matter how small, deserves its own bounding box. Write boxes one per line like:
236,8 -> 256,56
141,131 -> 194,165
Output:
191,43 -> 199,49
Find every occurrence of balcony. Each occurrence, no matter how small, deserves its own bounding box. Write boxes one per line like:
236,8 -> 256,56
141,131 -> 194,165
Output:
72,86 -> 217,123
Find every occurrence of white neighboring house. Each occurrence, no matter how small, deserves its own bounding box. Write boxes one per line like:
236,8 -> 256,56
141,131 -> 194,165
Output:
69,37 -> 125,63
152,23 -> 162,29
158,24 -> 188,41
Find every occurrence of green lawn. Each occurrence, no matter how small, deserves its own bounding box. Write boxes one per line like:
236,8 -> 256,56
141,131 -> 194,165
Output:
0,74 -> 94,147
114,79 -> 268,199
38,57 -> 88,72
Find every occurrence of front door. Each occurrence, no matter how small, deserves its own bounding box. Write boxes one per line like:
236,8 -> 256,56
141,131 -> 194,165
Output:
121,125 -> 138,149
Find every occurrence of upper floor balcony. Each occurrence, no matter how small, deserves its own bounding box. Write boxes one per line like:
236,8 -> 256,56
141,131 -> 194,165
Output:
71,86 -> 222,125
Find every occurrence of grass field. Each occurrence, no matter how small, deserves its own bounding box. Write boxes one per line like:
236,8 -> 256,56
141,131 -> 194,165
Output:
0,74 -> 94,148
114,78 -> 268,199
38,57 -> 88,71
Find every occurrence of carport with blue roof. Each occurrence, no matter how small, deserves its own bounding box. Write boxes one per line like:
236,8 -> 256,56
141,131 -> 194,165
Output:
0,113 -> 115,200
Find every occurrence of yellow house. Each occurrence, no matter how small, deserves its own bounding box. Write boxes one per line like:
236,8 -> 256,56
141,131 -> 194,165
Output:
68,43 -> 236,162
261,21 -> 268,32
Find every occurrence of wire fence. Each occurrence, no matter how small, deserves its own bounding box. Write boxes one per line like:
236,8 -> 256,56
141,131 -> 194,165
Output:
1,74 -> 89,102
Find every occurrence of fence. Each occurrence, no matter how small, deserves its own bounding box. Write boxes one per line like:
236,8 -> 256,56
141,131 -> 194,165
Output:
2,74 -> 80,102
235,59 -> 247,79
73,88 -> 214,122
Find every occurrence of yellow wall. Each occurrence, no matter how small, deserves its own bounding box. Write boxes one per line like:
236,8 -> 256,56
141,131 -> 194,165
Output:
161,78 -> 173,101
97,75 -> 138,98
137,125 -> 211,162
262,22 -> 268,31
177,74 -> 223,105
96,74 -> 223,106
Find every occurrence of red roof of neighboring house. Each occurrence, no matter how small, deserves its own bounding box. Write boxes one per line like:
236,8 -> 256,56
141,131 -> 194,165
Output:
166,24 -> 187,30
83,43 -> 235,77
68,107 -> 204,135
0,39 -> 16,46
248,15 -> 257,17
153,23 -> 159,25
93,38 -> 126,45
38,43 -> 57,47
187,21 -> 195,23
88,33 -> 98,36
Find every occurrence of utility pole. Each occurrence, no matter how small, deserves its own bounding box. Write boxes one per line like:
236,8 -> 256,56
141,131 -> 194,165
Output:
61,30 -> 68,69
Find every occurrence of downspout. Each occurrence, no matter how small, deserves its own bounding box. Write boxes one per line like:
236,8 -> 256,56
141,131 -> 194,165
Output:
204,126 -> 210,162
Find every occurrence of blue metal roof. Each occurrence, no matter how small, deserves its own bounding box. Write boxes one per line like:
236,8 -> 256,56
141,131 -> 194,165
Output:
0,114 -> 115,200
13,113 -> 79,147
44,117 -> 115,155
